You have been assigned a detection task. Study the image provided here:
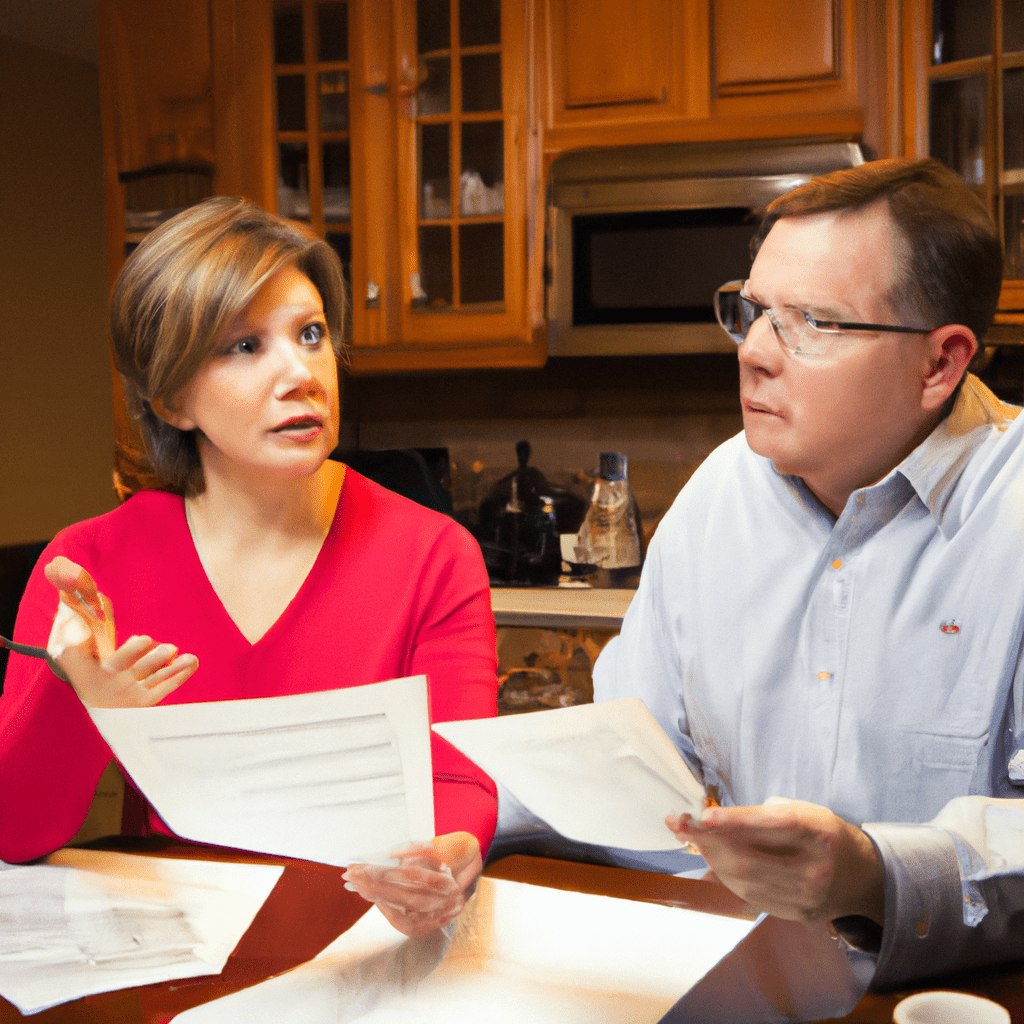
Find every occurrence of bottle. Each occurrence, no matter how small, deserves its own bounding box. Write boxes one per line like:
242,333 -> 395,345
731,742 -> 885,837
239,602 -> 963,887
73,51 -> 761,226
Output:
574,452 -> 644,587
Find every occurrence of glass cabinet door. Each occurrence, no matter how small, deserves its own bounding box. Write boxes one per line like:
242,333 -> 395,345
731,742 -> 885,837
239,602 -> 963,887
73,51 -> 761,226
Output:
267,0 -> 538,365
273,1 -> 353,308
927,0 -> 1024,283
411,0 -> 505,311
1002,0 -> 1024,278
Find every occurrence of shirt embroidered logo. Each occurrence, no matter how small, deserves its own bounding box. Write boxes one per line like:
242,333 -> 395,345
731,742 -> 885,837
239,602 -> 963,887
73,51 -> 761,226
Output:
940,622 -> 960,634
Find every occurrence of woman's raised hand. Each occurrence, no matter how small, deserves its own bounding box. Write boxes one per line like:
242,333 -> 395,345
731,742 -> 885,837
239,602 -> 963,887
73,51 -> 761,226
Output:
341,831 -> 482,937
44,556 -> 198,708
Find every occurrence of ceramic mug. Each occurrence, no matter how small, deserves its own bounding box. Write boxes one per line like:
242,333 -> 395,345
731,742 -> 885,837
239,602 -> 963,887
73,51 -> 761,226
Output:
893,990 -> 1010,1024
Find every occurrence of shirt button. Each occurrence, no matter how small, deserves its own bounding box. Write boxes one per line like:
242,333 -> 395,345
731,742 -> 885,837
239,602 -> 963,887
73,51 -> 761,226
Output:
818,671 -> 831,680
832,559 -> 843,570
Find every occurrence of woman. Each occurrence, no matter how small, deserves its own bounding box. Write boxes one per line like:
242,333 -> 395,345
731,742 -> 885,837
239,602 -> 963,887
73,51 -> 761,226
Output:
0,197 -> 498,936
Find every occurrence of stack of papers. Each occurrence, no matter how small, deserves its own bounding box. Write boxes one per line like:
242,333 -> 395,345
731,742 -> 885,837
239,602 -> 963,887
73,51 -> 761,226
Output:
0,850 -> 281,1015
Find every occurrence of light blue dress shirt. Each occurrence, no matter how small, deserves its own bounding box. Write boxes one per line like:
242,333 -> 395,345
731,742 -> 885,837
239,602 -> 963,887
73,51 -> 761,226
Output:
593,374 -> 1024,988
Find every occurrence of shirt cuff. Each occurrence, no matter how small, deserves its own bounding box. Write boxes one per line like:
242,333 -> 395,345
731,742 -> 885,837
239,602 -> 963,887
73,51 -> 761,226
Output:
860,820 -> 967,989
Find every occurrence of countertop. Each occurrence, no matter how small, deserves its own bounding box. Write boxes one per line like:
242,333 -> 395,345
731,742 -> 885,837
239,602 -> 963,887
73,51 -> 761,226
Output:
490,586 -> 634,628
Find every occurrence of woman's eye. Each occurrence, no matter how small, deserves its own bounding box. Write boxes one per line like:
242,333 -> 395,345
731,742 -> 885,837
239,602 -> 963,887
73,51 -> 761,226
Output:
228,337 -> 259,355
300,322 -> 326,346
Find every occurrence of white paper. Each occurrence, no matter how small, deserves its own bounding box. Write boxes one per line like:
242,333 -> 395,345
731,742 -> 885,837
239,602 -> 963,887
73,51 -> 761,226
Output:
172,876 -> 757,1024
434,698 -> 706,850
0,849 -> 282,1016
89,676 -> 435,866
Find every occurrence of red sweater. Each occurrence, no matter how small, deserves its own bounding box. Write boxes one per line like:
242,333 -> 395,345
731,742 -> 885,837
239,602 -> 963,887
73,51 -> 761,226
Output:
0,473 -> 497,863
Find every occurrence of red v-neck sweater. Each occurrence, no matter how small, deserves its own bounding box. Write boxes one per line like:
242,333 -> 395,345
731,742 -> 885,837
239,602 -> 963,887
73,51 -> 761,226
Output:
0,472 -> 498,863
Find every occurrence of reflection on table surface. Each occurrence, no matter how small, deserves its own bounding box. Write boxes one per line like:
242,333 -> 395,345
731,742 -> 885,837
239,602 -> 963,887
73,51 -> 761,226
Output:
1,841 -> 1021,1024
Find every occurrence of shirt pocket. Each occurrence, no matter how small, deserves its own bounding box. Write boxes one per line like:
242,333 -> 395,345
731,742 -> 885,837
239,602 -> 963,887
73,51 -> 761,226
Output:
891,730 -> 982,822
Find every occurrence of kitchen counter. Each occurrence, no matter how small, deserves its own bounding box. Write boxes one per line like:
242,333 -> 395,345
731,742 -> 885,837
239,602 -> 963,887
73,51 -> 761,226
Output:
490,587 -> 634,629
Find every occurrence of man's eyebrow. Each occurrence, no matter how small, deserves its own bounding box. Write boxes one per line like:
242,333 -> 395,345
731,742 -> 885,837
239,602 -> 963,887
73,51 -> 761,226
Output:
800,300 -> 856,320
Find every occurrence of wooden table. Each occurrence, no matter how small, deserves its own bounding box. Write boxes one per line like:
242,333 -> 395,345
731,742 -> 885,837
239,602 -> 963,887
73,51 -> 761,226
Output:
2,842 -> 1022,1023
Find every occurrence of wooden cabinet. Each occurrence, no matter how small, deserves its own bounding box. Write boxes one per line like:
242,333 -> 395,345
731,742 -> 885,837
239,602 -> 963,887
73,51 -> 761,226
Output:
375,0 -> 545,371
538,0 -> 869,153
539,0 -> 710,145
247,0 -> 546,373
712,0 -> 860,121
98,0 -> 215,174
901,0 -> 1024,339
99,0 -> 546,379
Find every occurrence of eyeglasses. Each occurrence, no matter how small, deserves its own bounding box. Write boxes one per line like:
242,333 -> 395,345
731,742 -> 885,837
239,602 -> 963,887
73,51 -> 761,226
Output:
713,280 -> 933,359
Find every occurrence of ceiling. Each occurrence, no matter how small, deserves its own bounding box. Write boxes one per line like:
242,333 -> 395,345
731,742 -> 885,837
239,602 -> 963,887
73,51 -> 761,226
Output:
0,0 -> 97,64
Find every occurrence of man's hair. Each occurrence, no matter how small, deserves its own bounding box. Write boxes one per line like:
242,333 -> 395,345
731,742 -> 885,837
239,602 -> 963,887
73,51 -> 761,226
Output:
752,157 -> 1003,343
110,196 -> 348,498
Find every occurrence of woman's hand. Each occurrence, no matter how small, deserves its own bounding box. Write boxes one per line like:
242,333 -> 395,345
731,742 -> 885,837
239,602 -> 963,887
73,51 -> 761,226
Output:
342,831 -> 482,937
44,556 -> 199,708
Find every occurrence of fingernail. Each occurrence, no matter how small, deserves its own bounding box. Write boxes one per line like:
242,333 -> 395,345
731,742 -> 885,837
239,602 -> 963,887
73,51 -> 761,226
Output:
343,882 -> 358,892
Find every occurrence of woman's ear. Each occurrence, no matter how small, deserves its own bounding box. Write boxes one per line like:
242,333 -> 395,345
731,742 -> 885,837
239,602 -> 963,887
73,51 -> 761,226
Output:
920,324 -> 978,413
150,394 -> 195,431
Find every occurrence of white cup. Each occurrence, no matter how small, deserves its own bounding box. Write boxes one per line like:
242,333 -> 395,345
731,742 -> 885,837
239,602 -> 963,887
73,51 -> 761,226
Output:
893,990 -> 1010,1024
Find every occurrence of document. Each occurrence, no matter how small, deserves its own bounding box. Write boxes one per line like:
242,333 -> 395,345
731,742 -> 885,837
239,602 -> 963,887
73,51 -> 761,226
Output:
0,849 -> 282,1016
433,698 -> 706,850
88,676 -> 435,866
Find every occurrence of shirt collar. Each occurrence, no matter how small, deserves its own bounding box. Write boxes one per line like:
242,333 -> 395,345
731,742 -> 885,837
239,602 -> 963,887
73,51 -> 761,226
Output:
896,373 -> 1021,530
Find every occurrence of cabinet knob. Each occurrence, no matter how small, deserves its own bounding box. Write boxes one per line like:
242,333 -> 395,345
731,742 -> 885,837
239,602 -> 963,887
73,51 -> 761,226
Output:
366,281 -> 380,310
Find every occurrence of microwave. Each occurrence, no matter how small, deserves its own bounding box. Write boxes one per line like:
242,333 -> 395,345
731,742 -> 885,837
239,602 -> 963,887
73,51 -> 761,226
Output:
547,140 -> 865,357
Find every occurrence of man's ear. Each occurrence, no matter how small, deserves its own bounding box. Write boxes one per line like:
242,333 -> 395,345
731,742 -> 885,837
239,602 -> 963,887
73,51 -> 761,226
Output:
921,323 -> 978,413
150,394 -> 195,431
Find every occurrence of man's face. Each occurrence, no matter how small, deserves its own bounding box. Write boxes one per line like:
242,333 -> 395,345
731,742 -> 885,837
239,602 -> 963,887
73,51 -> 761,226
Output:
738,202 -> 936,514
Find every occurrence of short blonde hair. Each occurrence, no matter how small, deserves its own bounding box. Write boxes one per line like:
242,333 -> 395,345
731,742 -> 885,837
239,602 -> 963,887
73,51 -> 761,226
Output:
111,197 -> 347,497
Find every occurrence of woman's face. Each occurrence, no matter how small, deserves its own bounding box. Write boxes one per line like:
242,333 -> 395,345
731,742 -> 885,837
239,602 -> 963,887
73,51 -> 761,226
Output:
162,265 -> 340,485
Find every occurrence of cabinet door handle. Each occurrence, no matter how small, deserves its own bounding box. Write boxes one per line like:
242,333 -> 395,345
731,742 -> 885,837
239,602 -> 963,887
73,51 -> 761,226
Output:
365,82 -> 387,97
366,281 -> 380,309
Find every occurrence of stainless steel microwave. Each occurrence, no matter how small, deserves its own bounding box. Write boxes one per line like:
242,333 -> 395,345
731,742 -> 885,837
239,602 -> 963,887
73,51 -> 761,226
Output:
547,140 -> 865,357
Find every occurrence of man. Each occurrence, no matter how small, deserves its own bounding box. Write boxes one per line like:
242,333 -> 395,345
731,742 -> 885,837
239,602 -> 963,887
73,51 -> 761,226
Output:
592,157 -> 1024,988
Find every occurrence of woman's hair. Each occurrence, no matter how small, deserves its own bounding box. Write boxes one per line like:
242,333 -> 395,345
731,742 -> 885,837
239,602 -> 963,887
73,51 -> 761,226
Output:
111,196 -> 348,498
752,157 -> 1003,344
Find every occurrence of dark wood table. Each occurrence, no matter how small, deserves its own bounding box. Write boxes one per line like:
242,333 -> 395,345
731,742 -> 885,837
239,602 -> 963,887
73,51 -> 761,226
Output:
2,843 -> 1022,1023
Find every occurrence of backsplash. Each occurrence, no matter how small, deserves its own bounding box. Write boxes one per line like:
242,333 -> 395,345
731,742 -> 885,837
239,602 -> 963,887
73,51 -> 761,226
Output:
341,354 -> 744,542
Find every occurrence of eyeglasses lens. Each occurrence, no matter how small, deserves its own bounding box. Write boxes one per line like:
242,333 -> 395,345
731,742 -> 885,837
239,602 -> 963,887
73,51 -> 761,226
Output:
714,284 -> 762,345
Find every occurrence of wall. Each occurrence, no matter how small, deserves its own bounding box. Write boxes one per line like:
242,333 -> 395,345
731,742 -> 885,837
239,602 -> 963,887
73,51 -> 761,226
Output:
0,35 -> 115,546
343,354 -> 744,543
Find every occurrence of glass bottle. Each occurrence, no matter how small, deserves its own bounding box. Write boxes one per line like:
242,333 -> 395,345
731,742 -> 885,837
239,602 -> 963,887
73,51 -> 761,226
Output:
574,452 -> 644,588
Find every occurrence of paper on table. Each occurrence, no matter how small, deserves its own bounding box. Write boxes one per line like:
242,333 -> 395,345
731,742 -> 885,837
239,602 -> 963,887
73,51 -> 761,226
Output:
0,849 -> 282,1016
172,876 -> 758,1024
88,676 -> 434,866
433,698 -> 706,851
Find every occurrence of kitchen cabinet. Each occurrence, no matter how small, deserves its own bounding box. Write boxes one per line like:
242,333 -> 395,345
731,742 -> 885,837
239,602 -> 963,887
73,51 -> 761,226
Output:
538,0 -> 868,153
242,0 -> 545,373
902,0 -> 1024,339
539,0 -> 710,144
99,0 -> 547,381
97,0 -> 215,175
265,0 -> 548,372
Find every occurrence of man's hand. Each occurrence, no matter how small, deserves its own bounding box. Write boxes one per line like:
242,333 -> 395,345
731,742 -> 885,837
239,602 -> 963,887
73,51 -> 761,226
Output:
44,557 -> 198,708
667,797 -> 885,926
342,831 -> 482,937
